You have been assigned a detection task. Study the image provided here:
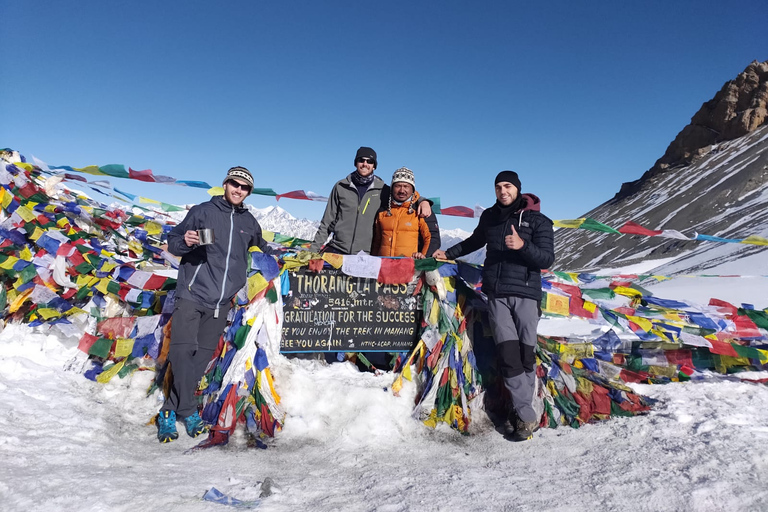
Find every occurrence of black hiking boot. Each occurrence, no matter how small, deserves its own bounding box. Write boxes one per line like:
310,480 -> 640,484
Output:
508,418 -> 540,442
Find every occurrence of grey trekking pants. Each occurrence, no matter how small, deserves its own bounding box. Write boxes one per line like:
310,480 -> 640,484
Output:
162,297 -> 230,418
487,296 -> 540,423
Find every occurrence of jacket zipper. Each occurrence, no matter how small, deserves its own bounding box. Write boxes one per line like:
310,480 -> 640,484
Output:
350,184 -> 370,253
214,209 -> 235,318
188,265 -> 202,290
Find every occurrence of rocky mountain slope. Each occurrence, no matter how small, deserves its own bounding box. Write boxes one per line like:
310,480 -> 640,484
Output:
554,60 -> 768,273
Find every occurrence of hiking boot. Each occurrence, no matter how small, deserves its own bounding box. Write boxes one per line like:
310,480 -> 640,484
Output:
503,410 -> 518,438
509,418 -> 540,442
157,410 -> 179,443
184,411 -> 208,438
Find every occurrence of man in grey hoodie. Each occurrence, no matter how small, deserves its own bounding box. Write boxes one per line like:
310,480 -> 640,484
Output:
156,166 -> 274,443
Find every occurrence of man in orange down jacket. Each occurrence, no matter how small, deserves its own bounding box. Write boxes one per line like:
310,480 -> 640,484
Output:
372,167 -> 432,259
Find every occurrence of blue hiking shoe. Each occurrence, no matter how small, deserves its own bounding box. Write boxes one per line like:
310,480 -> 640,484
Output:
157,410 -> 179,443
184,411 -> 208,438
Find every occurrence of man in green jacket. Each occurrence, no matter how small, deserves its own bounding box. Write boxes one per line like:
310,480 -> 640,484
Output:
310,147 -> 431,254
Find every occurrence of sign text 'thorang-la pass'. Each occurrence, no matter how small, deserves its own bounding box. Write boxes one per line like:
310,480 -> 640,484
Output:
281,267 -> 420,352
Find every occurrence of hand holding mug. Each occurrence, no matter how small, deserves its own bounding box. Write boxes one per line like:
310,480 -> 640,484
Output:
184,230 -> 200,247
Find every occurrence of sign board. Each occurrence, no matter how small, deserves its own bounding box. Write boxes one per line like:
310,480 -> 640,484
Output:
281,267 -> 420,352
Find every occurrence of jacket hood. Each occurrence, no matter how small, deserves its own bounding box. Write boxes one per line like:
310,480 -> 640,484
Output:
518,193 -> 541,213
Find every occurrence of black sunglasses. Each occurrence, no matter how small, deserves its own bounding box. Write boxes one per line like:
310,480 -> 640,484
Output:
356,157 -> 374,164
227,180 -> 251,191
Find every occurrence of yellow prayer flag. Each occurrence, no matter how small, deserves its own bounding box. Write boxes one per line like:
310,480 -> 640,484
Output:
0,256 -> 19,270
30,227 -> 45,241
208,186 -> 224,196
96,360 -> 126,384
626,315 -> 653,332
138,196 -> 161,205
613,286 -> 642,298
391,375 -> 404,395
264,368 -> 280,404
262,230 -> 275,242
553,218 -> 586,229
9,288 -> 33,313
95,278 -> 111,295
402,362 -> 412,381
15,205 -> 37,223
542,292 -> 569,316
1,189 -> 13,209
114,338 -> 135,359
741,236 -> 768,246
128,240 -> 144,255
564,272 -> 580,283
247,273 -> 269,301
101,261 -> 117,273
36,308 -> 61,320
13,162 -> 34,171
583,301 -> 597,313
428,298 -> 440,326
75,165 -> 103,176
19,247 -> 33,261
145,221 -> 163,236
322,253 -> 344,269
443,276 -> 455,293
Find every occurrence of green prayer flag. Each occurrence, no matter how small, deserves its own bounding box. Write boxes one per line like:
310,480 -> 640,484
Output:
742,308 -> 768,330
233,324 -> 251,350
581,218 -> 621,234
99,164 -> 130,179
88,337 -> 113,359
732,343 -> 762,360
582,288 -> 615,300
414,258 -> 441,272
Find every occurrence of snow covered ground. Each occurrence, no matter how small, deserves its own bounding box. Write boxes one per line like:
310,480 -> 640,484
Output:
2,272 -> 768,511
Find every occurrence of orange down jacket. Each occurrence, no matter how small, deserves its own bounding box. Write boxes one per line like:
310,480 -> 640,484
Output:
372,192 -> 432,257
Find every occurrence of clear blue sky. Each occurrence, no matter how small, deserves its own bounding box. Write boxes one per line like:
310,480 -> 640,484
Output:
2,0 -> 765,231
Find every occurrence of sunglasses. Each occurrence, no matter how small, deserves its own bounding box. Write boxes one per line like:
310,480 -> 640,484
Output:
356,157 -> 374,165
227,180 -> 252,192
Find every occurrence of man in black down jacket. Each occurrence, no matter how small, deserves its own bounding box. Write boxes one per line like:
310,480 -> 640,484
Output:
433,170 -> 555,442
156,166 -> 275,443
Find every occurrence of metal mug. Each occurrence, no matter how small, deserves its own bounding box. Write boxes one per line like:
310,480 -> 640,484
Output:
197,228 -> 215,245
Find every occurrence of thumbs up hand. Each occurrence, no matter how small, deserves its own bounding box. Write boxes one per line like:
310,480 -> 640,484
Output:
505,224 -> 524,250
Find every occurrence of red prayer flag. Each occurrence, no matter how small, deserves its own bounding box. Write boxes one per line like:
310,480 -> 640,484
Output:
707,339 -> 739,357
440,206 -> 475,218
378,258 -> 415,285
128,168 -> 157,182
77,332 -> 98,353
618,221 -> 662,236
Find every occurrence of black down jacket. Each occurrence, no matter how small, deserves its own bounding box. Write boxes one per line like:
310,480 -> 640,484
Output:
445,193 -> 555,301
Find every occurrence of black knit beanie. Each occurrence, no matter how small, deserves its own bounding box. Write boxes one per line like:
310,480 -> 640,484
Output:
495,170 -> 521,192
355,147 -> 378,169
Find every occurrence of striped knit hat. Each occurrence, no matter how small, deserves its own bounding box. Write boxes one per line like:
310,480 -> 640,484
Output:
223,166 -> 254,193
388,167 -> 416,216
